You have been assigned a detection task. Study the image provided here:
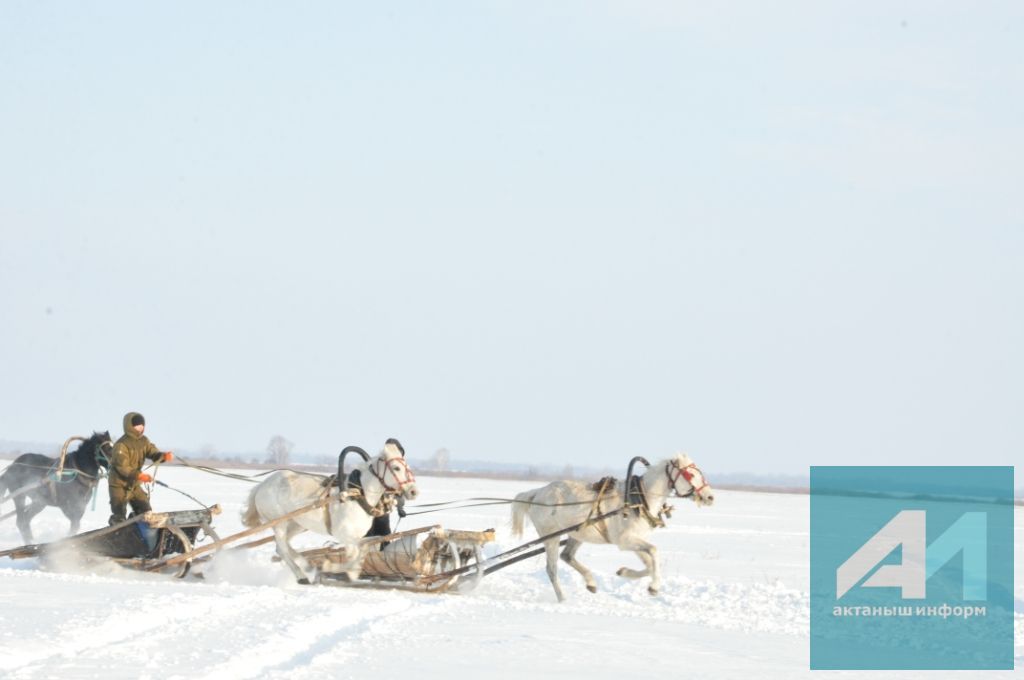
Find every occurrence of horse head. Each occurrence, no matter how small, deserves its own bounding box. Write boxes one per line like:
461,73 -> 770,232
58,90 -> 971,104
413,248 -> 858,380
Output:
370,438 -> 418,501
667,454 -> 714,506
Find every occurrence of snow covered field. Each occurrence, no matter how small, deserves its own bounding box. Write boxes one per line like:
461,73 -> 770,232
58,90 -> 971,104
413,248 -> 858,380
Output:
0,464 -> 1020,679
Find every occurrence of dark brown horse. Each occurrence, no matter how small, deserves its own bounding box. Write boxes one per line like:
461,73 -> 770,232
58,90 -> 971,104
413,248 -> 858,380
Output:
0,432 -> 112,543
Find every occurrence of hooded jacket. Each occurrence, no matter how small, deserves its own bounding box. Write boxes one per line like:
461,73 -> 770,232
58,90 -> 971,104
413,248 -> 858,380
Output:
109,412 -> 164,489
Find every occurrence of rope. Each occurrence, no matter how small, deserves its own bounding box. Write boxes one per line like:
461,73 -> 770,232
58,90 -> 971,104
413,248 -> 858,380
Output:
151,480 -> 211,510
400,495 -> 614,517
174,457 -> 328,483
2,460 -> 102,481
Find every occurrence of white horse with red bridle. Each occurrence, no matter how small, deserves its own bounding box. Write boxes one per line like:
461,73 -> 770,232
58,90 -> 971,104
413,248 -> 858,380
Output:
512,453 -> 714,601
241,439 -> 418,584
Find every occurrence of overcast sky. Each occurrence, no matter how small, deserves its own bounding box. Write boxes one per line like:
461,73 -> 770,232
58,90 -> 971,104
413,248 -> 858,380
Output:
1,2 -> 1020,474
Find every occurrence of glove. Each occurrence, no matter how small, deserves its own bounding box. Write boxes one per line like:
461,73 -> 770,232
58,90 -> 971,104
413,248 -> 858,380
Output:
137,472 -> 153,483
397,506 -> 407,518
162,452 -> 174,462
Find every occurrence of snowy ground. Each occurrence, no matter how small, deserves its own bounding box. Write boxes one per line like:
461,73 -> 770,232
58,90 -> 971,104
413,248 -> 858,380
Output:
0,464 -> 1019,679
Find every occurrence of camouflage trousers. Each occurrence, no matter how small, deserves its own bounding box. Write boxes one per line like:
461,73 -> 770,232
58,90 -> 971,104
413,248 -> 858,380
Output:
108,484 -> 152,525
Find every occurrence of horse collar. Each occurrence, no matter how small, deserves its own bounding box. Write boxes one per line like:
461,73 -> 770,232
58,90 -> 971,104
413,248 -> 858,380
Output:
625,474 -> 646,508
343,470 -> 393,518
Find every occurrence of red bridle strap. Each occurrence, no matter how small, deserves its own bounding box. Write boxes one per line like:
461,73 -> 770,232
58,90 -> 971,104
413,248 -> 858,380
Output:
667,462 -> 708,497
372,456 -> 416,493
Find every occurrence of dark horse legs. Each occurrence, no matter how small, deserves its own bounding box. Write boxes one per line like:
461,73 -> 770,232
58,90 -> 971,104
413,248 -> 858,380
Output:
14,496 -> 47,544
60,503 -> 87,535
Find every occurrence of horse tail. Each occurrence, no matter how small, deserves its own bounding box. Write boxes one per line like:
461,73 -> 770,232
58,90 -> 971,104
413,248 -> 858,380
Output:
240,485 -> 263,528
511,489 -> 536,538
0,470 -> 8,505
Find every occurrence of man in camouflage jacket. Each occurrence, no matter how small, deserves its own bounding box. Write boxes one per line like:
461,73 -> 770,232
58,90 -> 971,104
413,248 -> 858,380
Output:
108,412 -> 173,525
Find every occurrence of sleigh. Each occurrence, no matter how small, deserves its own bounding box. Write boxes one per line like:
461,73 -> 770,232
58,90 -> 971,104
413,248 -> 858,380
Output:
0,506 -> 222,577
283,525 -> 498,593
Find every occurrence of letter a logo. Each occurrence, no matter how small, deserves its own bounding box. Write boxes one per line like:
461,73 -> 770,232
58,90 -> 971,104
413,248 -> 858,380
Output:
836,510 -> 987,600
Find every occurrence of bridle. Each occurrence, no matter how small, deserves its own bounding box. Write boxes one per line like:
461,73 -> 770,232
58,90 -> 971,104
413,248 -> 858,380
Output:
95,440 -> 113,470
370,455 -> 416,494
666,460 -> 709,499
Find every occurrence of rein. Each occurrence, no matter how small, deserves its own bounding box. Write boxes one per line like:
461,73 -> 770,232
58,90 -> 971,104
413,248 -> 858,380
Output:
400,496 -> 621,517
175,457 -> 330,482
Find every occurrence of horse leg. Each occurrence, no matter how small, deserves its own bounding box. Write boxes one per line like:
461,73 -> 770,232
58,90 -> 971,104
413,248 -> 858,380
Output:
273,523 -> 311,585
543,538 -> 566,603
615,538 -> 660,595
60,498 -> 86,536
615,543 -> 650,579
560,537 -> 597,594
615,564 -> 649,579
66,506 -> 85,536
15,498 -> 47,544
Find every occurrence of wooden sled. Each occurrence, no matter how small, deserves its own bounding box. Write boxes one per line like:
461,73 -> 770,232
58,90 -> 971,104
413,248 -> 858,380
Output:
0,506 -> 222,577
295,525 -> 497,593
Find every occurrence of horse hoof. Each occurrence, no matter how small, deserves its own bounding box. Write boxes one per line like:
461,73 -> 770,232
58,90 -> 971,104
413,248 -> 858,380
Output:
587,585 -> 597,594
616,567 -> 627,577
297,578 -> 311,585
648,586 -> 659,596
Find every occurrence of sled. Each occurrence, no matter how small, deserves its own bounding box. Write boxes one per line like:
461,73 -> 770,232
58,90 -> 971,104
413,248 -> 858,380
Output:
291,525 -> 497,593
309,507 -> 622,593
0,506 -> 222,577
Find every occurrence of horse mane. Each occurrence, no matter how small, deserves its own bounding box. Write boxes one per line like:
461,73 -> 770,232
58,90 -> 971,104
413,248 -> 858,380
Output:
589,476 -> 618,493
672,452 -> 693,467
68,431 -> 112,474
384,437 -> 405,458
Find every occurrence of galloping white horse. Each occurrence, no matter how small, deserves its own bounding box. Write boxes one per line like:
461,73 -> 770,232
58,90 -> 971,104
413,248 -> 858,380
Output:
512,453 -> 714,601
241,440 -> 418,584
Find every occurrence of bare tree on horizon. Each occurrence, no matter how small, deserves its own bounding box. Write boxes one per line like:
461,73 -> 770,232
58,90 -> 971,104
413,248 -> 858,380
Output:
266,435 -> 294,466
431,447 -> 451,472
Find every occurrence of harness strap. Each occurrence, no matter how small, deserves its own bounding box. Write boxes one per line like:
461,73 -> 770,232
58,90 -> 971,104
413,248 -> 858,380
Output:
583,478 -> 614,541
343,470 -> 396,518
622,476 -> 666,529
320,485 -> 333,534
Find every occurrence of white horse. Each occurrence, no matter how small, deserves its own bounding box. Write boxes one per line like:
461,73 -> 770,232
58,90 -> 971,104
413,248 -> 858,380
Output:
241,440 -> 418,584
511,453 -> 714,601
